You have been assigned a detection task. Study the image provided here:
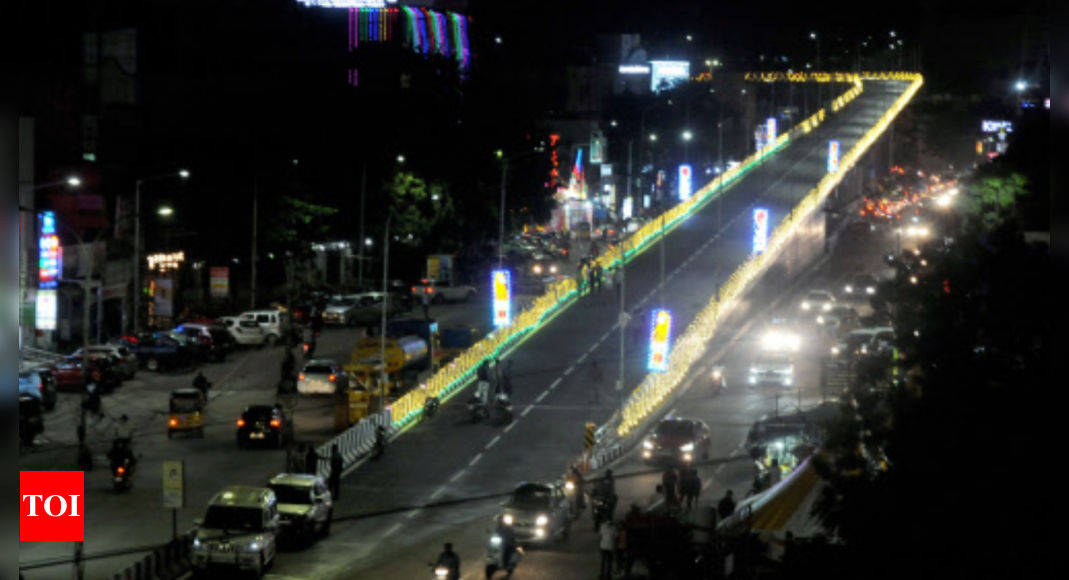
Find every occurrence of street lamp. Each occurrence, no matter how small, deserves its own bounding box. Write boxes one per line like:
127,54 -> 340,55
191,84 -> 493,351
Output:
397,155 -> 406,164
157,207 -> 174,217
134,169 -> 190,333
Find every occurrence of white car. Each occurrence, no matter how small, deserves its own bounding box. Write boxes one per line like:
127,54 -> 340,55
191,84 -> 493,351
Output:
801,290 -> 836,313
192,487 -> 280,579
749,353 -> 795,387
412,279 -> 477,305
238,310 -> 288,346
323,295 -> 364,327
268,474 -> 333,544
221,317 -> 268,347
297,361 -> 349,395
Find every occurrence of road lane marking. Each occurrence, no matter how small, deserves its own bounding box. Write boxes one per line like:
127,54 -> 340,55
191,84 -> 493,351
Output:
431,486 -> 448,499
406,510 -> 422,520
384,523 -> 403,537
450,471 -> 466,483
522,406 -> 534,417
486,436 -> 502,450
577,354 -> 588,364
588,344 -> 599,354
536,391 -> 549,403
504,422 -> 517,434
468,453 -> 483,468
564,366 -> 575,376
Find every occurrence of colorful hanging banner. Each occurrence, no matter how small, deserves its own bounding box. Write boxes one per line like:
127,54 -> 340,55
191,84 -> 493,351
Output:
492,270 -> 512,328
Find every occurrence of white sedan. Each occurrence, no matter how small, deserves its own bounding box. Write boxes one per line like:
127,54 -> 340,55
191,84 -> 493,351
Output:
298,361 -> 349,395
220,317 -> 268,347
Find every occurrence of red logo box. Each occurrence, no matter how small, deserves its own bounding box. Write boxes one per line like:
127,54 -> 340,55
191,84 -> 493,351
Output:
20,472 -> 85,542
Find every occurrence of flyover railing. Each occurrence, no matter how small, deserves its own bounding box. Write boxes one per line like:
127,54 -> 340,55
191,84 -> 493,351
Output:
612,74 -> 925,443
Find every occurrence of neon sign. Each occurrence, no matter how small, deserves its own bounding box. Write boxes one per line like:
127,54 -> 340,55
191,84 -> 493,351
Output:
299,1 -> 396,7
828,140 -> 841,173
39,212 -> 60,290
648,309 -> 672,373
492,270 -> 512,328
753,208 -> 770,255
766,118 -> 778,144
678,165 -> 693,201
619,65 -> 651,75
651,61 -> 691,93
148,252 -> 186,273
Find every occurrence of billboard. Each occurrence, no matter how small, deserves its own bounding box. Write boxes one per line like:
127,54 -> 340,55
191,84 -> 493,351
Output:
492,270 -> 512,328
210,268 -> 230,299
38,212 -> 60,290
828,140 -> 841,173
651,61 -> 691,93
35,290 -> 57,331
981,120 -> 1013,133
648,309 -> 673,373
678,165 -> 693,201
619,64 -> 651,75
753,209 -> 770,255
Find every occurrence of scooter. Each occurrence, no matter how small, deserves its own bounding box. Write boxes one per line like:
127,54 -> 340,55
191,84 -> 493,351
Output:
485,534 -> 522,580
424,397 -> 440,421
112,459 -> 135,492
468,382 -> 491,423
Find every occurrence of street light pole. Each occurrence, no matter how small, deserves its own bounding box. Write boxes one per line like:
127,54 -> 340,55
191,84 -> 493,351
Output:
358,164 -> 367,287
380,210 -> 394,414
499,160 -> 509,270
251,178 -> 258,310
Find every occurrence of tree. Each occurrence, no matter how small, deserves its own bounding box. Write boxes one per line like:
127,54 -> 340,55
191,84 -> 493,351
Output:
967,172 -> 1028,231
384,171 -> 455,252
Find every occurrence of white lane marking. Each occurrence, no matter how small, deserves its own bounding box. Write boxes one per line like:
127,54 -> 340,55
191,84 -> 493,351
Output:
564,366 -> 575,376
384,523 -> 403,537
549,378 -> 563,390
406,510 -> 422,520
522,406 -> 535,417
504,422 -> 517,434
577,354 -> 589,364
601,332 -> 612,342
450,471 -> 466,483
486,436 -> 502,450
536,391 -> 549,403
468,453 -> 484,468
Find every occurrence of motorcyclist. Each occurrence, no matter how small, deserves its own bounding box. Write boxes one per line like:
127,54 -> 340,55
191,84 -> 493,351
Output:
192,372 -> 212,401
435,543 -> 461,580
495,517 -> 519,572
302,325 -> 317,357
114,415 -> 134,446
107,438 -> 136,474
567,465 -> 587,511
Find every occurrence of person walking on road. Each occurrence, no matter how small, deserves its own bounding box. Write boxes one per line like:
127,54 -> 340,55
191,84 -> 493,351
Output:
718,490 -> 737,522
329,444 -> 344,500
588,361 -> 604,404
681,468 -> 702,510
662,468 -> 680,512
598,519 -> 616,580
501,359 -> 514,398
421,290 -> 432,321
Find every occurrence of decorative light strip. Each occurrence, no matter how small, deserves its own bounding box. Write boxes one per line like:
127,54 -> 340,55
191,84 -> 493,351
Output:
349,6 -> 471,69
616,74 -> 924,438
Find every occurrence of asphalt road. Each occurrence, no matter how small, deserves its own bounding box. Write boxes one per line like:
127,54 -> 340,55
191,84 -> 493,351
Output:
18,80 -> 910,580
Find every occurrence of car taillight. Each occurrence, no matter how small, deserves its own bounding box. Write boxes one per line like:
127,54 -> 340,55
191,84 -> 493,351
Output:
38,382 -> 44,394
169,419 -> 178,427
329,375 -> 337,382
117,467 -> 125,475
237,419 -> 246,428
270,419 -> 282,429
299,374 -> 306,382
425,288 -> 433,294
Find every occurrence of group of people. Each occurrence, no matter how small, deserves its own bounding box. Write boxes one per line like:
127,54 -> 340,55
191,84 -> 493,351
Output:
654,466 -> 704,512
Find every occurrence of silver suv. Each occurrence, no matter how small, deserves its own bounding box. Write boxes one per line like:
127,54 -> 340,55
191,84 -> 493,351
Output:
268,474 -> 333,545
193,487 -> 280,579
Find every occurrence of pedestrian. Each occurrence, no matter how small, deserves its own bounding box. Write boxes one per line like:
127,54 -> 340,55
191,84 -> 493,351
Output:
305,444 -> 323,475
662,468 -> 680,512
501,360 -> 514,398
329,444 -> 344,500
587,266 -> 597,297
613,267 -> 623,301
769,458 -> 783,487
598,519 -> 616,580
312,310 -> 324,337
681,468 -> 702,510
648,485 -> 665,511
421,289 -> 432,321
588,361 -> 604,404
717,490 -> 737,522
594,264 -> 604,295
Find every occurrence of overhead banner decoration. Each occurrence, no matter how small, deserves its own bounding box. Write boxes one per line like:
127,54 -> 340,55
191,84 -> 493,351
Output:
828,140 -> 841,173
210,268 -> 230,299
492,270 -> 512,328
648,309 -> 673,373
678,164 -> 693,201
753,208 -> 770,255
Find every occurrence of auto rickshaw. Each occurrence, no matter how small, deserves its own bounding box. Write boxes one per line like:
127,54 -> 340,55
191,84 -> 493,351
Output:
168,389 -> 206,439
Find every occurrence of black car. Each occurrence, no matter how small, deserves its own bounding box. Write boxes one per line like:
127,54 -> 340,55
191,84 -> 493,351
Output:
237,405 -> 294,449
20,396 -> 45,446
121,335 -> 193,372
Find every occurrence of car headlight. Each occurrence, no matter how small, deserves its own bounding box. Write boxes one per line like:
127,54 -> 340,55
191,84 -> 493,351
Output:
491,535 -> 503,547
822,303 -> 833,312
550,265 -> 558,274
801,302 -> 811,311
565,481 -> 575,491
533,265 -> 543,274
816,316 -> 825,325
832,346 -> 841,356
867,287 -> 876,295
845,285 -> 854,294
681,444 -> 695,453
193,539 -> 203,549
536,515 -> 549,527
644,440 -> 654,450
247,542 -> 262,553
503,514 -> 514,526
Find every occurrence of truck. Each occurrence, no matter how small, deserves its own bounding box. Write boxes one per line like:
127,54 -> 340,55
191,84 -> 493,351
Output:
342,335 -> 430,426
412,254 -> 477,304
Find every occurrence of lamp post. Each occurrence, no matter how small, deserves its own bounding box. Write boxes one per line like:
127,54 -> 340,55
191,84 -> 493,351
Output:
134,170 -> 189,334
380,210 -> 394,414
811,32 -> 822,109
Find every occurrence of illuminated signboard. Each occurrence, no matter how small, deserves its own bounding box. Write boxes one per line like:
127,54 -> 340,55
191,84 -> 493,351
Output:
648,309 -> 672,373
147,252 -> 186,273
36,290 -> 57,331
39,212 -> 60,290
619,64 -> 651,75
753,208 -> 770,255
766,118 -> 778,144
678,165 -> 693,201
492,270 -> 512,328
297,0 -> 397,7
622,197 -> 634,221
981,120 -> 1013,133
651,61 -> 691,93
828,140 -> 841,173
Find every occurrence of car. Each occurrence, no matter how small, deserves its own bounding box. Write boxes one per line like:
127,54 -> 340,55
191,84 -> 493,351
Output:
74,345 -> 138,380
411,279 -> 477,305
19,369 -> 58,411
220,317 -> 269,347
844,274 -> 880,298
323,295 -> 364,327
175,324 -> 236,362
500,483 -> 571,544
51,357 -> 122,391
192,487 -> 280,579
297,360 -> 349,395
817,305 -> 860,327
527,252 -> 563,278
832,327 -> 893,359
749,352 -> 795,387
761,318 -> 802,352
122,334 -> 192,372
238,310 -> 290,347
642,418 -> 712,465
801,290 -> 836,313
237,406 -> 295,449
267,474 -> 333,544
19,396 -> 45,446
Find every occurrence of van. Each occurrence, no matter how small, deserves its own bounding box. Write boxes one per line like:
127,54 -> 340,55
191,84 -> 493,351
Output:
192,487 -> 280,579
238,311 -> 289,347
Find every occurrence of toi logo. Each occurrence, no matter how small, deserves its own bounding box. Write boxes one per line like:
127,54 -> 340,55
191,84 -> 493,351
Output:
20,472 -> 85,542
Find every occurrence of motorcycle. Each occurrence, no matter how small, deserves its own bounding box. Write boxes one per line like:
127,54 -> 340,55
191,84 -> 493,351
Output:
468,381 -> 491,423
302,341 -> 316,359
424,397 -> 440,421
112,459 -> 135,492
485,534 -> 522,580
489,394 -> 513,426
711,366 -> 727,395
431,565 -> 454,580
